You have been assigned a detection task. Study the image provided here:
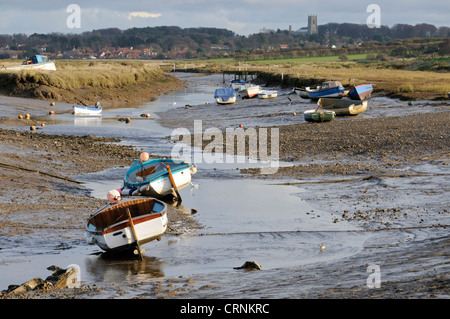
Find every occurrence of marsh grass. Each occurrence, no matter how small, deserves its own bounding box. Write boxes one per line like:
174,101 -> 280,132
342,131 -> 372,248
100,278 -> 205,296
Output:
0,60 -> 183,104
0,60 -> 165,91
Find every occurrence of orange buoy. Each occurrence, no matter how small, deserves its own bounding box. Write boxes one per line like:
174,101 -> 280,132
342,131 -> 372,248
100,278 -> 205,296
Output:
125,117 -> 130,123
25,114 -> 30,119
41,123 -> 45,127
18,114 -> 24,119
239,124 -> 243,128
30,125 -> 36,131
50,102 -> 55,106
139,152 -> 150,162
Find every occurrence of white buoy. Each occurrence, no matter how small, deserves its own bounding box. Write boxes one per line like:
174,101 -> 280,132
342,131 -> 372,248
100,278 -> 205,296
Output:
107,189 -> 121,204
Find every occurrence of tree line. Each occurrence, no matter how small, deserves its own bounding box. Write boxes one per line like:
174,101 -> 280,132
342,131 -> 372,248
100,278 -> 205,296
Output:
0,22 -> 449,59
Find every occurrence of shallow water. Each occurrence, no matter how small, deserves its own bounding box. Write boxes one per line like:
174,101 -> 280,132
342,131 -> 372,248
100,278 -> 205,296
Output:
0,73 -> 448,297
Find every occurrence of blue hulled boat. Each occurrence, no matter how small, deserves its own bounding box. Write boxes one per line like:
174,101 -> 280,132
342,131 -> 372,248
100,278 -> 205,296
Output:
121,158 -> 196,198
306,81 -> 345,100
348,84 -> 373,100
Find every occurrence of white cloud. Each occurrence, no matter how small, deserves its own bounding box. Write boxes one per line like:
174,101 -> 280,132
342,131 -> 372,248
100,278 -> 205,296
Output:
127,11 -> 162,20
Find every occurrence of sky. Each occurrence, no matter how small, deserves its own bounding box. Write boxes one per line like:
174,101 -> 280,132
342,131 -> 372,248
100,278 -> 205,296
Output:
0,0 -> 448,36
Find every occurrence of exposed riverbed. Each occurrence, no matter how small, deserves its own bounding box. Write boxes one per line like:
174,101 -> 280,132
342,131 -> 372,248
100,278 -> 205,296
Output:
0,73 -> 448,300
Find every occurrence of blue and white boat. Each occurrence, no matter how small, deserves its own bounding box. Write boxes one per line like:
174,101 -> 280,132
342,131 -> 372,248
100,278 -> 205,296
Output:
347,84 -> 373,100
121,158 -> 196,198
214,88 -> 237,105
6,55 -> 56,71
306,81 -> 345,100
73,102 -> 102,115
229,79 -> 249,91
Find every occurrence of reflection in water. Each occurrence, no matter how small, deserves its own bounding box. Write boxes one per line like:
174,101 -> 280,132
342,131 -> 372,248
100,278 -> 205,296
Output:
73,116 -> 102,126
86,253 -> 166,283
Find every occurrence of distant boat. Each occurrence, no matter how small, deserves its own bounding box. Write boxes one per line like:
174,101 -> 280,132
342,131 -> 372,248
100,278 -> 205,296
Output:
229,79 -> 249,91
238,85 -> 261,99
306,81 -> 345,100
303,110 -> 336,122
347,84 -> 373,100
85,197 -> 168,253
5,55 -> 56,71
214,88 -> 237,105
73,102 -> 102,115
258,90 -> 278,99
320,98 -> 368,116
121,158 -> 196,198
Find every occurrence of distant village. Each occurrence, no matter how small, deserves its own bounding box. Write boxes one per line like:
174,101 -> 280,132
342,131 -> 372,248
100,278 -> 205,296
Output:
1,15 -> 448,61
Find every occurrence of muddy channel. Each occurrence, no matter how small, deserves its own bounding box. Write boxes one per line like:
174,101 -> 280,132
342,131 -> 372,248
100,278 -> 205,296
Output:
0,73 -> 448,300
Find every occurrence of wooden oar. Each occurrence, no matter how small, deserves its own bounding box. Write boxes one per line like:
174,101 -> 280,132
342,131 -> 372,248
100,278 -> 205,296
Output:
166,165 -> 182,205
126,207 -> 144,260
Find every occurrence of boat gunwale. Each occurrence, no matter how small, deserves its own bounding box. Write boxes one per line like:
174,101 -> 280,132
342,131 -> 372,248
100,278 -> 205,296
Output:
85,198 -> 167,235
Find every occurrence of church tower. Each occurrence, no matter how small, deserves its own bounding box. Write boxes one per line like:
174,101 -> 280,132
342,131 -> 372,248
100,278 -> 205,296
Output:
308,15 -> 318,35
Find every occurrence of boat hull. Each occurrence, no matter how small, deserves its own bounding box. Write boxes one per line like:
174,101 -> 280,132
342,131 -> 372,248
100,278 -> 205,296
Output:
85,198 -> 168,252
238,86 -> 261,99
294,88 -> 311,99
215,96 -> 237,104
321,98 -> 368,115
307,86 -> 344,100
5,61 -> 56,71
122,158 -> 193,198
304,110 -> 336,122
73,105 -> 102,115
348,84 -> 373,100
258,90 -> 278,99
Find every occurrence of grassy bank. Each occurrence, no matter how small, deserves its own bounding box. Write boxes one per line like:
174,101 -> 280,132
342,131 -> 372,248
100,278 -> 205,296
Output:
169,56 -> 450,100
0,60 -> 184,105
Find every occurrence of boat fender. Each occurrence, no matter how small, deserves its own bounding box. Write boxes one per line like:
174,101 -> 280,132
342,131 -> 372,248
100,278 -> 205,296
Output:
120,187 -> 135,196
138,184 -> 150,194
190,164 -> 197,175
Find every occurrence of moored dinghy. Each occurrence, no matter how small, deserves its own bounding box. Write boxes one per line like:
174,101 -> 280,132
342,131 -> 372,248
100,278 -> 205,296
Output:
320,98 -> 368,115
303,110 -> 336,122
73,102 -> 102,115
121,153 -> 196,199
238,84 -> 261,99
347,84 -> 373,100
85,194 -> 168,253
258,90 -> 278,99
214,88 -> 237,105
306,81 -> 345,100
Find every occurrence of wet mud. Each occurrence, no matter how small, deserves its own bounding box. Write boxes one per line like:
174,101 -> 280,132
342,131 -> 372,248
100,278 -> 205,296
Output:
0,73 -> 449,299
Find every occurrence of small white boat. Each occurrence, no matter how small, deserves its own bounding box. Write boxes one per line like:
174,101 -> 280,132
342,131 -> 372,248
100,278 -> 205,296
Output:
258,90 -> 278,99
121,157 -> 196,199
85,197 -> 168,253
238,85 -> 261,99
229,79 -> 249,91
73,102 -> 102,115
